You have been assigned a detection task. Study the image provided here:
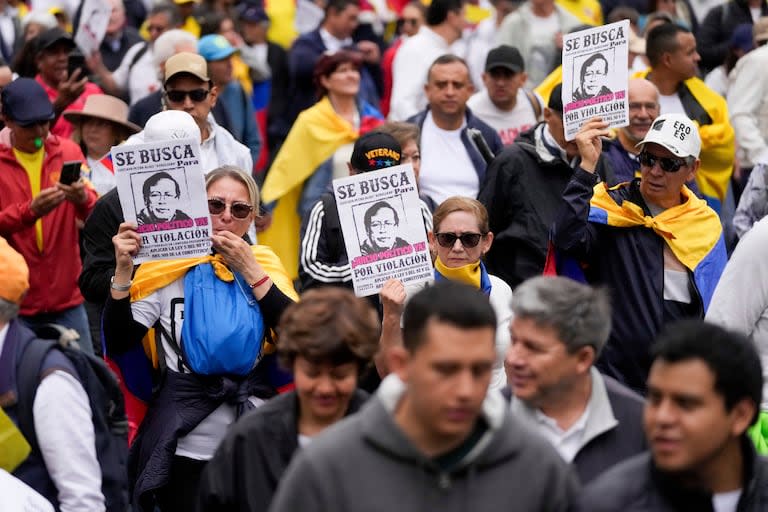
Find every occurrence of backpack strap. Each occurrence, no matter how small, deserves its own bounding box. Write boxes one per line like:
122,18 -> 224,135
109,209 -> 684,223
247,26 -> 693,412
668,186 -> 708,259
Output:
127,42 -> 148,73
525,90 -> 543,120
15,338 -> 59,455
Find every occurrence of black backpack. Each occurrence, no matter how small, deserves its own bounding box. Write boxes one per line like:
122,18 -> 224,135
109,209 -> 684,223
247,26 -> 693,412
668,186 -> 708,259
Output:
16,324 -> 130,511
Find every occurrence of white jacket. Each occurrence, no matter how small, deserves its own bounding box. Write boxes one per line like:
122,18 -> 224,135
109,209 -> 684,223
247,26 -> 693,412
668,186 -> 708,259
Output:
727,44 -> 768,168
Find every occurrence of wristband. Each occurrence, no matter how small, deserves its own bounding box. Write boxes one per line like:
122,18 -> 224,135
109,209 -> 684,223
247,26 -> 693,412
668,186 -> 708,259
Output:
249,275 -> 270,289
110,275 -> 132,292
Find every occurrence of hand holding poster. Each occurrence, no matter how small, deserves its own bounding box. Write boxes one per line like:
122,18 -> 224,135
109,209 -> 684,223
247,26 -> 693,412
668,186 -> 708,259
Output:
74,0 -> 111,57
561,20 -> 630,140
113,138 -> 212,263
333,163 -> 434,297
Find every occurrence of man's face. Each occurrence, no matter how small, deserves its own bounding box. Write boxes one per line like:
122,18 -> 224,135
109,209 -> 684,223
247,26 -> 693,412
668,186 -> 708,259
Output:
582,58 -> 608,96
35,42 -> 70,85
325,4 -> 359,40
424,61 -> 473,119
107,0 -> 126,36
668,32 -> 700,80
544,108 -> 578,158
147,178 -> 179,220
207,57 -> 233,87
482,67 -> 526,109
623,81 -> 659,142
146,12 -> 172,44
395,319 -> 496,448
164,74 -> 217,128
293,356 -> 358,426
5,120 -> 50,153
639,142 -> 697,207
645,359 -> 753,475
367,206 -> 398,250
505,317 -> 591,407
400,4 -> 424,37
241,19 -> 268,45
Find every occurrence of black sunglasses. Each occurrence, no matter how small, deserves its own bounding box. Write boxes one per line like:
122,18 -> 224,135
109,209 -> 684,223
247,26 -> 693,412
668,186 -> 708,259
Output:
207,198 -> 253,219
638,151 -> 688,173
165,88 -> 209,103
435,232 -> 483,248
400,17 -> 420,25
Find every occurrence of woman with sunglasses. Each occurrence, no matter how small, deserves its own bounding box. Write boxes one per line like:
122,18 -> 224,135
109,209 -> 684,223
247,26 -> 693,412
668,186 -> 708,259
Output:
103,165 -> 298,512
378,196 -> 513,390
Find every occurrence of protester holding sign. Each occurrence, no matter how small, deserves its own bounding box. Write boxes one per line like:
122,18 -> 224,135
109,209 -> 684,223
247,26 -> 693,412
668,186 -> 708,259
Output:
102,166 -> 298,512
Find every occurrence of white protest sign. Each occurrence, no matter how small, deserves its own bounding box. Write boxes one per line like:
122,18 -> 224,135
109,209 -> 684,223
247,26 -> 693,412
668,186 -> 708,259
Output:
74,0 -> 111,56
562,20 -> 630,141
333,163 -> 434,297
113,138 -> 212,263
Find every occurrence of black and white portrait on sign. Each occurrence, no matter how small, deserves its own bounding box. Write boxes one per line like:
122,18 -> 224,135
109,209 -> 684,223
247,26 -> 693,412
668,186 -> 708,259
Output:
572,51 -> 612,100
356,199 -> 410,255
133,170 -> 192,226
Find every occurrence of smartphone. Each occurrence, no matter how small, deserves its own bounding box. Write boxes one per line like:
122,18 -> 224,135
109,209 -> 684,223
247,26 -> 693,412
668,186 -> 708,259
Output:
60,161 -> 82,185
67,52 -> 86,78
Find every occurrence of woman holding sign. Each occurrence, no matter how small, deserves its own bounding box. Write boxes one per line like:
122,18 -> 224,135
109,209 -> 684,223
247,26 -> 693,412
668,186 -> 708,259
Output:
378,197 -> 513,390
102,165 -> 298,512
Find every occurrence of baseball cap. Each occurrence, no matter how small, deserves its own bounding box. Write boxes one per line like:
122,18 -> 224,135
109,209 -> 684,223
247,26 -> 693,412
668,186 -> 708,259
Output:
485,45 -> 525,73
0,236 -> 29,305
731,23 -> 754,53
198,34 -> 237,62
35,27 -> 75,53
238,3 -> 269,23
350,132 -> 402,173
548,83 -> 564,113
754,17 -> 768,43
636,113 -> 701,159
164,52 -> 209,84
1,78 -> 55,126
143,110 -> 201,142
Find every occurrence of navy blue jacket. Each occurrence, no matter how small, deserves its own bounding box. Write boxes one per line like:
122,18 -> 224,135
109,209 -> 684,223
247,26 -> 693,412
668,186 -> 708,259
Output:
552,168 -> 707,393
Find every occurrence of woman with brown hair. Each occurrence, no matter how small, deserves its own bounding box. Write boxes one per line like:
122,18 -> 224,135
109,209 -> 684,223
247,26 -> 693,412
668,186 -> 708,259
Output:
195,287 -> 380,512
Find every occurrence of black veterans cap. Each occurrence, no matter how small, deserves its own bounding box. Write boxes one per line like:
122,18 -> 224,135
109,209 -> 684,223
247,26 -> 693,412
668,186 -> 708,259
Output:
350,132 -> 402,173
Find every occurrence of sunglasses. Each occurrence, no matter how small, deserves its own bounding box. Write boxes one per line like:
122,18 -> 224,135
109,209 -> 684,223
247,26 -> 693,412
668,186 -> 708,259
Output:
207,198 -> 253,219
400,17 -> 420,25
435,232 -> 483,248
638,151 -> 688,173
165,88 -> 209,103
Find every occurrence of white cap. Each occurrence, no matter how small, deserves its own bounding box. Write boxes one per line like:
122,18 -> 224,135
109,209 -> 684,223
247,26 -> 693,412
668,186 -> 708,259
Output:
636,113 -> 701,159
144,110 -> 201,141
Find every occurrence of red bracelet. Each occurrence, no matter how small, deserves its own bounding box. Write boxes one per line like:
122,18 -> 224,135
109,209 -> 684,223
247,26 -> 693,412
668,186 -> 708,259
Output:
249,275 -> 270,289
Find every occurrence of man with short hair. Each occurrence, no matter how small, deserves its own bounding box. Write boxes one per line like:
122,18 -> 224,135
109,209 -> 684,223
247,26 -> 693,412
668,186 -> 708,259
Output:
98,0 -> 144,71
390,0 -> 467,121
360,201 -> 410,254
408,54 -> 503,206
575,320 -> 768,511
0,78 -> 98,353
269,281 -> 579,512
505,276 -> 646,484
0,237 -> 105,511
467,45 -> 541,145
287,0 -> 382,125
639,22 -> 736,214
552,113 -> 727,392
572,52 -> 611,100
479,83 -> 613,288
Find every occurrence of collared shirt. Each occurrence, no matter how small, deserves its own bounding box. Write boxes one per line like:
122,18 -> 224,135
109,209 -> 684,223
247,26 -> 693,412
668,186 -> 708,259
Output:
319,28 -> 352,53
533,405 -> 590,463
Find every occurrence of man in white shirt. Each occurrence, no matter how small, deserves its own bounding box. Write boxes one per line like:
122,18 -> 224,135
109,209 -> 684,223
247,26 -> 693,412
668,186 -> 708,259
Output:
467,44 -> 541,145
407,54 -> 503,206
505,276 -> 646,484
0,237 -> 105,512
390,0 -> 466,121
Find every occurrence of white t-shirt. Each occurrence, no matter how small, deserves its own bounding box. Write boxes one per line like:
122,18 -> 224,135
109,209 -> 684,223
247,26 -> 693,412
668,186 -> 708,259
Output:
131,279 -> 264,460
418,112 -> 478,205
111,42 -> 161,106
712,489 -> 742,512
658,93 -> 686,115
526,12 -> 561,87
467,89 -> 538,145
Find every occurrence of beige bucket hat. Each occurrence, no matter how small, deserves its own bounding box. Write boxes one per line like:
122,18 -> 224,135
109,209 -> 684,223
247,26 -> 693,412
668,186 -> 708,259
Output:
63,94 -> 141,134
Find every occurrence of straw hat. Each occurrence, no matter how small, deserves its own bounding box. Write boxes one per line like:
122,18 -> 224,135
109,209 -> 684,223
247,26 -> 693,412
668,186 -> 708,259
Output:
63,94 -> 140,134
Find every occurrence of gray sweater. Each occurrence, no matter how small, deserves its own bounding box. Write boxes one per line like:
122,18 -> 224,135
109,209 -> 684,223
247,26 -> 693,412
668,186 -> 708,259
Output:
268,375 -> 579,512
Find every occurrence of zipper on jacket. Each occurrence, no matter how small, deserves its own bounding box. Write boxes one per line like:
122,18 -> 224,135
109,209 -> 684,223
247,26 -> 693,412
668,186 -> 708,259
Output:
438,472 -> 451,490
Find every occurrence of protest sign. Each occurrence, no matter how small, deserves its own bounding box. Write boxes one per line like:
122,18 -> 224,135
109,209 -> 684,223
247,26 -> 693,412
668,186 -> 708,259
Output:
74,0 -> 111,57
113,138 -> 212,263
562,20 -> 630,140
333,163 -> 434,297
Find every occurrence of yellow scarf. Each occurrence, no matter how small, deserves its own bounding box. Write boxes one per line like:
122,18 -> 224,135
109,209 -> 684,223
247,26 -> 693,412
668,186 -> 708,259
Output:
590,183 -> 722,271
259,97 -> 358,279
434,256 -> 482,289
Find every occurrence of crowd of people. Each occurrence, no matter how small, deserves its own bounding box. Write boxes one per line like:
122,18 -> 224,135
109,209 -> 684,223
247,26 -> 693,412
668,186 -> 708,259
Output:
2,0 -> 768,510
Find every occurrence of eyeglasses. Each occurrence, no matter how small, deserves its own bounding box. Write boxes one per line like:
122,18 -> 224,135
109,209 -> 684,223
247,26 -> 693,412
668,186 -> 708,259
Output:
435,232 -> 483,248
400,18 -> 420,26
207,198 -> 253,219
638,151 -> 689,173
165,88 -> 210,103
149,192 -> 176,200
370,221 -> 396,230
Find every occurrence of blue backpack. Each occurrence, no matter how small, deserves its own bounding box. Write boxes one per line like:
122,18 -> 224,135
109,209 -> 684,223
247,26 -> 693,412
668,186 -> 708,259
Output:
180,263 -> 266,376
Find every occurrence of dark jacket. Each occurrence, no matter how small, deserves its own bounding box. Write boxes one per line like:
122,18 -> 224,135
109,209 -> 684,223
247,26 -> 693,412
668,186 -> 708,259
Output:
478,124 -> 613,288
551,168 -> 717,392
99,27 -> 145,72
408,106 -> 504,203
195,389 -> 369,512
264,41 -> 291,159
698,0 -> 768,72
575,438 -> 768,511
286,27 -> 383,126
127,90 -> 233,132
79,189 -> 124,304
504,369 -> 646,485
